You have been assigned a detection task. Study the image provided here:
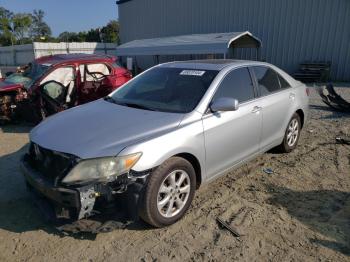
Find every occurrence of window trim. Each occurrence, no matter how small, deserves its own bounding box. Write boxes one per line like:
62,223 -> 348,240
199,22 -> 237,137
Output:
79,62 -> 112,82
277,73 -> 291,90
39,65 -> 76,86
250,65 -> 291,98
206,66 -> 258,113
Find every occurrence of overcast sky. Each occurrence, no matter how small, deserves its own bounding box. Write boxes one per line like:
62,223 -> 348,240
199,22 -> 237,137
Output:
0,0 -> 118,36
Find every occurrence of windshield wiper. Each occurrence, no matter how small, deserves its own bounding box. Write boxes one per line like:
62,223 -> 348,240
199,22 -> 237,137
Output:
104,97 -> 156,111
123,102 -> 157,111
104,96 -> 117,103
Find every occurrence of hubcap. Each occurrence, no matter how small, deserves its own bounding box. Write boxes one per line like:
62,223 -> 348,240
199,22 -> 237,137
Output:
287,119 -> 299,147
157,170 -> 191,218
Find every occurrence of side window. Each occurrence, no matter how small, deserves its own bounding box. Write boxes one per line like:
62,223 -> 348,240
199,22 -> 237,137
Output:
277,74 -> 290,89
85,63 -> 111,81
40,67 -> 74,87
79,63 -> 111,82
213,68 -> 255,103
253,66 -> 281,96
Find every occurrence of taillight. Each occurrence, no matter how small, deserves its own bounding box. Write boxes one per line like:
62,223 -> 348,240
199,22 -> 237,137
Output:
306,87 -> 310,96
116,70 -> 132,78
124,71 -> 132,78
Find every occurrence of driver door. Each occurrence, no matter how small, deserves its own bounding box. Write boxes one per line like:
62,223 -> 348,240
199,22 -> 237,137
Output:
38,66 -> 75,116
202,67 -> 262,179
39,81 -> 68,116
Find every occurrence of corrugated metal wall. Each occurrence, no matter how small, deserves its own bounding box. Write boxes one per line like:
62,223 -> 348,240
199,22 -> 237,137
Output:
33,42 -> 117,59
0,42 -> 117,66
0,44 -> 35,66
119,0 -> 350,81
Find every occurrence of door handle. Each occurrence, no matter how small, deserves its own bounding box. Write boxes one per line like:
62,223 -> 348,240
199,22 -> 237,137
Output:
252,106 -> 262,113
289,93 -> 296,100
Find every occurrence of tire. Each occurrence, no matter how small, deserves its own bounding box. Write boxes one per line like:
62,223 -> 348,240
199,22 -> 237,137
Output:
277,113 -> 301,153
139,157 -> 196,227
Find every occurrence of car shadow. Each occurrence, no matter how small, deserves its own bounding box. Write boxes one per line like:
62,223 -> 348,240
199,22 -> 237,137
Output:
267,185 -> 350,256
309,105 -> 350,120
0,143 -> 152,240
0,123 -> 34,134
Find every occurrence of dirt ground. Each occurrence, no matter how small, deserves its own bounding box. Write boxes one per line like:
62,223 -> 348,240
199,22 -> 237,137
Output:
0,85 -> 349,262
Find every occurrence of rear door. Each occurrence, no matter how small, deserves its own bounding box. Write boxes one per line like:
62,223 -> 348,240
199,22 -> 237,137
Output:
78,63 -> 113,103
202,67 -> 263,178
251,66 -> 295,150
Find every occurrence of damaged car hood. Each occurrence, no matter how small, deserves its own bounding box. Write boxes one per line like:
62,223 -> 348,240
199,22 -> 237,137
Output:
0,80 -> 22,92
30,99 -> 185,159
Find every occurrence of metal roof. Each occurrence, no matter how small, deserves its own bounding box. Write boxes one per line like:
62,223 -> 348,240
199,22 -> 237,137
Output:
116,31 -> 261,56
35,53 -> 116,65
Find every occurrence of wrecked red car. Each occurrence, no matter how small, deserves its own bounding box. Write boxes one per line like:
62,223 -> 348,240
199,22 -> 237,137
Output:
0,53 -> 132,122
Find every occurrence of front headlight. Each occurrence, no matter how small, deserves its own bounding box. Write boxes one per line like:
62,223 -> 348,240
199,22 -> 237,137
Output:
62,152 -> 142,184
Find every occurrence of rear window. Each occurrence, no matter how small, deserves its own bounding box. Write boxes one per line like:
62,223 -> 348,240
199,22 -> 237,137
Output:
277,74 -> 290,89
253,66 -> 281,96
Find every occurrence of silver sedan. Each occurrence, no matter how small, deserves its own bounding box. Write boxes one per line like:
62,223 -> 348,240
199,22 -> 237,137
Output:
22,60 -> 309,227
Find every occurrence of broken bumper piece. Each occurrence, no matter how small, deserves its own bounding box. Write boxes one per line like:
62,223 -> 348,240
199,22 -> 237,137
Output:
21,156 -> 146,224
21,159 -> 98,221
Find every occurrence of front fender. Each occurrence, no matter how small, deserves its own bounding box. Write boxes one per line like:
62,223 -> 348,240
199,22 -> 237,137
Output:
119,119 -> 207,182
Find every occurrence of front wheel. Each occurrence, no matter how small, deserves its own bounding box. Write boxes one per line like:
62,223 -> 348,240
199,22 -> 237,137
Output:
277,113 -> 301,153
139,157 -> 196,227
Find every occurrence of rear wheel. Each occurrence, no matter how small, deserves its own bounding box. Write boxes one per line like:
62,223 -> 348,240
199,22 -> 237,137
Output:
277,113 -> 301,153
139,157 -> 196,227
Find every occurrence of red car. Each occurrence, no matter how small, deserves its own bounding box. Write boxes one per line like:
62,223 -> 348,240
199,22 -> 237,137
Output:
0,53 -> 132,122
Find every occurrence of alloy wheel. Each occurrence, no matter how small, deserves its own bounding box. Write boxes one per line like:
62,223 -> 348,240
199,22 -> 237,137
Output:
287,118 -> 299,147
157,170 -> 191,218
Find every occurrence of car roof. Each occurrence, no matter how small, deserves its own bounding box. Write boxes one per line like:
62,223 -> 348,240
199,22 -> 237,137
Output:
159,59 -> 271,71
158,59 -> 300,87
35,53 -> 116,66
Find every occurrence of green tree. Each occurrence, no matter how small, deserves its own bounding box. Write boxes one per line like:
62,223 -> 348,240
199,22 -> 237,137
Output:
85,28 -> 101,42
77,31 -> 87,42
55,20 -> 120,44
101,20 -> 119,43
30,9 -> 52,41
58,31 -> 73,42
12,13 -> 32,44
58,31 -> 87,42
0,7 -> 14,46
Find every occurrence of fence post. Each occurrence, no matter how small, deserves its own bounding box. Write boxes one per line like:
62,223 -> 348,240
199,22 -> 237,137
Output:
12,47 -> 17,66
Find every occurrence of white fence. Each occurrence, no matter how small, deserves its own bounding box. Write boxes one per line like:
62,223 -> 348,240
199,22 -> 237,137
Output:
0,42 -> 117,66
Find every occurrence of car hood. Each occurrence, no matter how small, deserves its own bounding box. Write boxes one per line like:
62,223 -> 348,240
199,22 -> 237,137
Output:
0,80 -> 23,92
30,99 -> 185,159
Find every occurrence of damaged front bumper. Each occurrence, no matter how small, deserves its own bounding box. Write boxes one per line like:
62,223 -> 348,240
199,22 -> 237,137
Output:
21,155 -> 148,224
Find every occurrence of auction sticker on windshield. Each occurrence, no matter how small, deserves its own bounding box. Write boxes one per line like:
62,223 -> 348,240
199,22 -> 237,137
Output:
180,70 -> 206,76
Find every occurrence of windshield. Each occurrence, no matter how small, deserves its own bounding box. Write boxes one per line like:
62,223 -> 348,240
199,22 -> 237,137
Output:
5,62 -> 50,88
110,67 -> 219,113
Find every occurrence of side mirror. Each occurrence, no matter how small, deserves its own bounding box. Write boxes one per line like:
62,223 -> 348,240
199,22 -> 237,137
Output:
210,97 -> 239,112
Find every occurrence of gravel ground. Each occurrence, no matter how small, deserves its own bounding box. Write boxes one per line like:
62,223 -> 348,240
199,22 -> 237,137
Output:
0,84 -> 349,262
